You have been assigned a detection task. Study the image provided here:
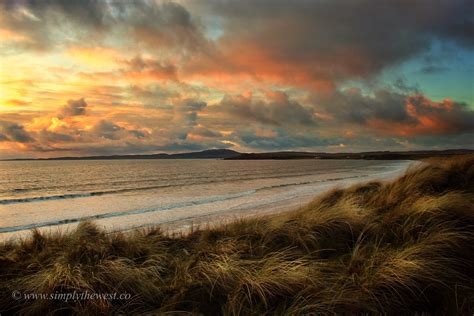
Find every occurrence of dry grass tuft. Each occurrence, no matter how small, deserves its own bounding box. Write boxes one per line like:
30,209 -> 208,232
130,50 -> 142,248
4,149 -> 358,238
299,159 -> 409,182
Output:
1,155 -> 473,314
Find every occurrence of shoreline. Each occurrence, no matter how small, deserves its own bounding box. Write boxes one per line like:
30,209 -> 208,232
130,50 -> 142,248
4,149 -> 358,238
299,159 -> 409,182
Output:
0,160 -> 413,243
1,155 -> 472,314
122,160 -> 415,236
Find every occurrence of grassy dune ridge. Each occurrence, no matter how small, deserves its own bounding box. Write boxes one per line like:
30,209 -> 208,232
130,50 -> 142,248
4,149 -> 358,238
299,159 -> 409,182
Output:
1,155 -> 473,314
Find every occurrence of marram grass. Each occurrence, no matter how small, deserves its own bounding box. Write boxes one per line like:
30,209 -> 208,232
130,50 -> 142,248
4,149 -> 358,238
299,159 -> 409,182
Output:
1,155 -> 473,315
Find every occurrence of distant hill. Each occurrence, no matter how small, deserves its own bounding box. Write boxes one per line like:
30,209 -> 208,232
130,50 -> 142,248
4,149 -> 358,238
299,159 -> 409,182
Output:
7,149 -> 473,161
225,149 -> 474,160
12,149 -> 241,161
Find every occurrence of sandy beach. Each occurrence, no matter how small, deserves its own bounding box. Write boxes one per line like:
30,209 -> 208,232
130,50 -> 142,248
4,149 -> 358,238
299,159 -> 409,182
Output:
0,160 -> 413,242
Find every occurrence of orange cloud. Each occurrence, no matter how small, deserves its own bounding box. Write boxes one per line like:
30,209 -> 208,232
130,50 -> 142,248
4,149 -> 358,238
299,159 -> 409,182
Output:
369,95 -> 474,137
67,47 -> 125,69
0,29 -> 31,42
122,69 -> 177,82
77,57 -> 178,85
255,128 -> 277,138
183,43 -> 336,92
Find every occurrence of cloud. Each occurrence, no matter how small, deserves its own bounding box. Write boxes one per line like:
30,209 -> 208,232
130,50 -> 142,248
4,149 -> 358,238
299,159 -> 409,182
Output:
90,120 -> 148,140
38,130 -> 74,143
418,65 -> 450,75
175,99 -> 207,125
315,88 -> 414,125
3,0 -> 471,90
130,130 -> 146,139
187,0 -> 474,89
0,1 -> 472,157
0,121 -> 34,143
0,0 -> 108,50
313,88 -> 474,137
190,127 -> 222,138
123,56 -> 178,81
409,132 -> 474,149
234,128 -> 330,150
0,0 -> 209,56
67,47 -> 123,69
60,98 -> 87,117
129,2 -> 210,55
90,120 -> 127,140
77,56 -> 180,85
402,95 -> 474,135
130,84 -> 180,101
220,91 -> 316,127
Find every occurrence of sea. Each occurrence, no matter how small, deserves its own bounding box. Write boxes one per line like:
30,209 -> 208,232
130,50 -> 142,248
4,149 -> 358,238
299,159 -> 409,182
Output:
0,159 -> 413,241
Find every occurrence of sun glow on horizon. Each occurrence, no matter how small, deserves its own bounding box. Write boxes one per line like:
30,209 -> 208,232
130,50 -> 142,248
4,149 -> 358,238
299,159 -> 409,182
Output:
0,0 -> 473,158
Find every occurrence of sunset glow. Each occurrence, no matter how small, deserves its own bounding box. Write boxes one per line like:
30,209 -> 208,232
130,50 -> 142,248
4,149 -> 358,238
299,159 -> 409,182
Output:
1,0 -> 473,158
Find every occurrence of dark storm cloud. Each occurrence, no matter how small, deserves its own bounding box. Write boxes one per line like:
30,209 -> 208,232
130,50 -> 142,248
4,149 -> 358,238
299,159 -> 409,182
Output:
176,99 -> 207,125
60,98 -> 87,117
203,0 -> 474,83
314,88 -> 474,136
1,0 -> 472,157
38,129 -> 74,142
127,1 -> 209,53
3,0 -> 471,85
91,120 -> 122,140
0,0 -> 108,50
90,120 -> 147,140
0,0 -> 208,53
220,91 -> 315,127
240,134 -> 328,150
125,56 -> 178,80
2,0 -> 107,26
0,121 -> 34,143
315,89 -> 414,125
236,131 -> 330,150
407,95 -> 474,134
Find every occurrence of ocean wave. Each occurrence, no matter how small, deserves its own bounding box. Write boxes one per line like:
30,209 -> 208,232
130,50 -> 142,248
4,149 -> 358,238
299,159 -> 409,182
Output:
0,165 -> 410,234
0,170 -> 360,205
0,185 -> 173,205
0,173 -> 378,233
0,168 -> 388,205
0,193 -> 98,205
254,174 -> 368,192
0,189 -> 257,233
1,169 -> 318,196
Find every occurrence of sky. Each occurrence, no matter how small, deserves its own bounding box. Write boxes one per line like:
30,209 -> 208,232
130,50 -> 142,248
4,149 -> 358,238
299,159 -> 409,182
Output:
0,0 -> 473,158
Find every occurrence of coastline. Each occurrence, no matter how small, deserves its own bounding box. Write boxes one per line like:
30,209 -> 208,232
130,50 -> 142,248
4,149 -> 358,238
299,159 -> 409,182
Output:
1,155 -> 472,314
124,160 -> 414,236
0,160 -> 413,243
5,149 -> 472,161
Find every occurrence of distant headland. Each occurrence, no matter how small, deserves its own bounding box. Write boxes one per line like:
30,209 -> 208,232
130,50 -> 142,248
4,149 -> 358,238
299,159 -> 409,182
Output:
4,148 -> 473,161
